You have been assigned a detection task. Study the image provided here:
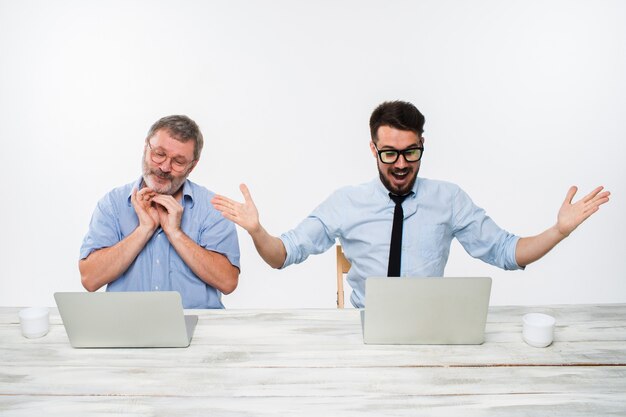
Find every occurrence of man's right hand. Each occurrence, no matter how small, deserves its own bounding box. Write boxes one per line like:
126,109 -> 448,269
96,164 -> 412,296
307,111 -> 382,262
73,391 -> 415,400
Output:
211,184 -> 261,234
212,183 -> 287,269
131,187 -> 160,234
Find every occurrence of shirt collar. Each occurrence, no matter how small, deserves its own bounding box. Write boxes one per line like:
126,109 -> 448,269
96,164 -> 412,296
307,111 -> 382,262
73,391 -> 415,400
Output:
126,177 -> 195,208
373,175 -> 421,202
181,180 -> 194,208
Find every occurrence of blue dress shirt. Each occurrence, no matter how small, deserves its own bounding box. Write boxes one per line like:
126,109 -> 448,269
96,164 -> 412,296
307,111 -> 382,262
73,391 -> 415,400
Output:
280,177 -> 521,308
80,178 -> 240,309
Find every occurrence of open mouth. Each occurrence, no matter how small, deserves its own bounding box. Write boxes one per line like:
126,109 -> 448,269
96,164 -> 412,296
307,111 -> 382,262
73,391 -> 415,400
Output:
391,169 -> 410,180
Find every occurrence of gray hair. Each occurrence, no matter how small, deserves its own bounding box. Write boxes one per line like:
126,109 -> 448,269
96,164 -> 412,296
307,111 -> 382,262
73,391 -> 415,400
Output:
146,115 -> 204,160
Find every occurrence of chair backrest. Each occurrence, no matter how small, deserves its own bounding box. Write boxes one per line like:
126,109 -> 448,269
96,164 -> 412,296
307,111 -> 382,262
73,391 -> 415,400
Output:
336,245 -> 351,308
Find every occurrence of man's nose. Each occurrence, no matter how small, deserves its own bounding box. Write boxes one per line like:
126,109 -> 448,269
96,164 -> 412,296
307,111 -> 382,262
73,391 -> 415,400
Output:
394,154 -> 408,169
159,158 -> 173,172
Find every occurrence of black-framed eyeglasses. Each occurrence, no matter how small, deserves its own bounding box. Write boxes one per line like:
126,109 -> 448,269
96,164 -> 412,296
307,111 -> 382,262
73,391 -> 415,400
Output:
146,141 -> 194,172
374,144 -> 424,164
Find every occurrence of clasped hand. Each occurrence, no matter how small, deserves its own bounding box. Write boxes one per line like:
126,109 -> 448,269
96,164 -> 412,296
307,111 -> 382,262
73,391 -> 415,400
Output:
131,187 -> 184,237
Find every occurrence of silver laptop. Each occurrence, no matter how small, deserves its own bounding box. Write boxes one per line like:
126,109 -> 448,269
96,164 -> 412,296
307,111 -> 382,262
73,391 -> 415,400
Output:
362,277 -> 492,345
54,291 -> 198,348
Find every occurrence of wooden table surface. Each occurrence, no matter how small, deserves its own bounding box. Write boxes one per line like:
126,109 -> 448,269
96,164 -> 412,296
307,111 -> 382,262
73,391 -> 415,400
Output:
1,304 -> 625,416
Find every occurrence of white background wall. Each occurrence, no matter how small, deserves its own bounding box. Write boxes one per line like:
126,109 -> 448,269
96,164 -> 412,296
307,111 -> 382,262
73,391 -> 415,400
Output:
1,0 -> 624,309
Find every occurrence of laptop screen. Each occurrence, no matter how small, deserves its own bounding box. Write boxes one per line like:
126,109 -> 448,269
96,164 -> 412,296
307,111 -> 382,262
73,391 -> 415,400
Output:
363,277 -> 492,345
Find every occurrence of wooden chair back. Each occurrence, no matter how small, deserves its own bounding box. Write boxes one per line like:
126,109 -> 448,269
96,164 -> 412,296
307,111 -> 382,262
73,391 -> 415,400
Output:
336,245 -> 351,308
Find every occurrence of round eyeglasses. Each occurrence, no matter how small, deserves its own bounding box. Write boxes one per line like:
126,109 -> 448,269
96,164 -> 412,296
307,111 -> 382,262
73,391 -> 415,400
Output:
374,144 -> 424,164
146,141 -> 194,172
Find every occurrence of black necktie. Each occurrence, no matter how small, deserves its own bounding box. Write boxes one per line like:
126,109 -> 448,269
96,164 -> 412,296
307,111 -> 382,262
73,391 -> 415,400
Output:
387,193 -> 408,277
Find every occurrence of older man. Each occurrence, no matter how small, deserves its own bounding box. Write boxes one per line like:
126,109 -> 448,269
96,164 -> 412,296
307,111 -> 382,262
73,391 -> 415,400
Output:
80,115 -> 239,308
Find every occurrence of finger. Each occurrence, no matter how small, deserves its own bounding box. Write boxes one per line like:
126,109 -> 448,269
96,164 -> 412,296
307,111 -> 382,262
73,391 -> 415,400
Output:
218,210 -> 237,222
240,183 -> 253,204
563,186 -> 578,205
211,195 -> 237,206
211,199 -> 226,210
151,196 -> 172,211
137,189 -> 156,204
588,194 -> 610,209
155,204 -> 168,217
589,190 -> 610,203
152,194 -> 176,204
131,188 -> 148,212
152,195 -> 180,212
212,201 -> 233,214
582,186 -> 605,203
137,187 -> 152,197
155,201 -> 172,216
216,207 -> 246,226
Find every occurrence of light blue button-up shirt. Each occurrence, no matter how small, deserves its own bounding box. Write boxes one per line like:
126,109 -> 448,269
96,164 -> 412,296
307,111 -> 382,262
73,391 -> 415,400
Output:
280,177 -> 521,308
80,178 -> 240,309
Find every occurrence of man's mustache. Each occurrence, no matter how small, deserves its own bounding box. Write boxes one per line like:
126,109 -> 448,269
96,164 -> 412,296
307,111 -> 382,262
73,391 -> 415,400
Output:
151,169 -> 173,180
391,168 -> 411,174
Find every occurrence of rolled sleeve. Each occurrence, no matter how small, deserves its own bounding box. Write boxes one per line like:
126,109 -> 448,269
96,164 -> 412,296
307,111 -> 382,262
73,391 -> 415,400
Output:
280,217 -> 335,268
504,234 -> 523,270
453,187 -> 523,271
199,210 -> 241,269
79,196 -> 121,260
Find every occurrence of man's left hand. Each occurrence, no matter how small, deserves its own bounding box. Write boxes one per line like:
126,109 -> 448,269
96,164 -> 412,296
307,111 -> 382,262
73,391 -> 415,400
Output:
152,194 -> 184,239
557,185 -> 610,237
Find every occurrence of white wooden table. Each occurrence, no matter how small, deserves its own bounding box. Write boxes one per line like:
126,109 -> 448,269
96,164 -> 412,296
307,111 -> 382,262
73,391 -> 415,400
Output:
1,305 -> 625,416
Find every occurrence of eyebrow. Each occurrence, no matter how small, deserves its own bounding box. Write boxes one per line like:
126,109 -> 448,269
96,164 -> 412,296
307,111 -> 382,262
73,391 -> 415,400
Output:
150,143 -> 192,160
379,144 -> 421,151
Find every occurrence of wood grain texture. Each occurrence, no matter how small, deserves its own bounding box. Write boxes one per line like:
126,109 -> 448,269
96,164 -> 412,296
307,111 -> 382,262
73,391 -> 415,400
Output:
1,305 -> 625,416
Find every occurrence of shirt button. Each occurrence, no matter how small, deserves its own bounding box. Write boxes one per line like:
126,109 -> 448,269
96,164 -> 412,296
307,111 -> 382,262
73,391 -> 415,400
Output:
156,259 -> 160,265
155,286 -> 159,290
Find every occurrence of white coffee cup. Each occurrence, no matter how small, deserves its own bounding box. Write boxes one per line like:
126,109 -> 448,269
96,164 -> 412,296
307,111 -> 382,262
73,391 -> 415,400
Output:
522,313 -> 555,348
18,307 -> 50,338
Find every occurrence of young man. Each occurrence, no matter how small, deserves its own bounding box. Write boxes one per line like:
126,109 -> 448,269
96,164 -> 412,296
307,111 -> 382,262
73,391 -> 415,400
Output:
80,115 -> 240,308
212,101 -> 609,308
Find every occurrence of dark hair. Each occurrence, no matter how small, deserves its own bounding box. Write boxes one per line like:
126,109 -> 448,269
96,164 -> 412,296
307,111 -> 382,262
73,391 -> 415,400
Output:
369,100 -> 425,142
146,115 -> 204,160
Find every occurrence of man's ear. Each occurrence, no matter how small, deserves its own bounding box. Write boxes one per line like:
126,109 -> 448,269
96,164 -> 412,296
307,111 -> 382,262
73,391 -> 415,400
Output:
188,159 -> 199,174
369,141 -> 378,158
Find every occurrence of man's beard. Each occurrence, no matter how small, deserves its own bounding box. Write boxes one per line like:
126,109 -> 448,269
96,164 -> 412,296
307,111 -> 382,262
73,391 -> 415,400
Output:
378,166 -> 418,196
142,159 -> 188,195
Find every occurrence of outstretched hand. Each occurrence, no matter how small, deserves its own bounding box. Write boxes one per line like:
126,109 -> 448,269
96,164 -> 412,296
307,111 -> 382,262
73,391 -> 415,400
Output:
212,184 -> 261,234
556,185 -> 610,237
